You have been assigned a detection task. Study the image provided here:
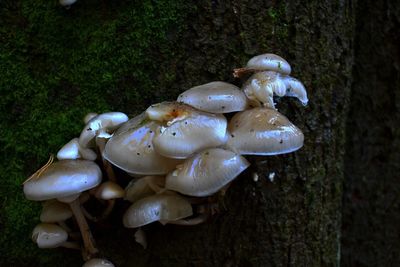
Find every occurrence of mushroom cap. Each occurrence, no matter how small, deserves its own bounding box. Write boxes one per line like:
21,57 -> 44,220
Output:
246,53 -> 291,75
82,258 -> 115,267
57,138 -> 97,161
59,0 -> 77,7
146,102 -> 228,159
24,160 -> 102,201
40,200 -> 73,223
226,108 -> 304,155
83,112 -> 98,124
94,181 -> 125,200
125,176 -> 165,203
32,223 -> 68,248
177,81 -> 248,113
283,76 -> 309,106
243,71 -> 286,108
123,193 -> 193,228
103,113 -> 182,175
79,112 -> 129,148
165,148 -> 250,197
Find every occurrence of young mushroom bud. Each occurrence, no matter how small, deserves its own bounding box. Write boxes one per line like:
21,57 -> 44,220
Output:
125,176 -> 165,203
145,102 -> 228,159
57,138 -> 97,161
32,223 -> 79,249
177,81 -> 248,113
165,148 -> 250,197
82,258 -> 115,267
40,200 -> 72,223
79,112 -> 128,148
103,113 -> 182,176
246,53 -> 292,75
123,193 -> 193,228
226,108 -> 304,155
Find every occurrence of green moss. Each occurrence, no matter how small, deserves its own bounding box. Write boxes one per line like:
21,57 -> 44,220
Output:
0,0 -> 192,265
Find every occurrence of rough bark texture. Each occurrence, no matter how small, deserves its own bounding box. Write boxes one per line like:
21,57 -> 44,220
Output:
0,0 -> 355,266
341,1 -> 400,266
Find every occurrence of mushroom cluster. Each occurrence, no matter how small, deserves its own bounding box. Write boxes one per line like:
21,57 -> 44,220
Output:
23,53 -> 308,266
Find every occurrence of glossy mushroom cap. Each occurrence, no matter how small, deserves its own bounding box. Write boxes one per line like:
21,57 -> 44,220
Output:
125,176 -> 165,203
123,193 -> 193,228
226,108 -> 304,155
177,81 -> 248,113
103,113 -> 182,175
59,0 -> 77,7
79,112 -> 129,148
40,200 -> 72,223
32,223 -> 68,248
57,138 -> 97,161
243,71 -> 286,108
94,181 -> 125,200
146,102 -> 228,159
24,160 -> 102,201
283,76 -> 309,106
246,53 -> 291,75
82,258 -> 115,267
165,148 -> 250,197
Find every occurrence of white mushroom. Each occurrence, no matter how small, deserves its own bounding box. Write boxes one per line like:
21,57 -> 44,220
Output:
177,81 -> 248,113
283,76 -> 309,106
82,258 -> 115,267
246,53 -> 291,75
226,108 -> 304,155
32,223 -> 79,249
40,200 -> 72,223
165,148 -> 250,197
124,176 -> 165,203
57,138 -> 97,161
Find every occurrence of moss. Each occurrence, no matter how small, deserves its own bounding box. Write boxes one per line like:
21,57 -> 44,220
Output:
0,0 -> 192,265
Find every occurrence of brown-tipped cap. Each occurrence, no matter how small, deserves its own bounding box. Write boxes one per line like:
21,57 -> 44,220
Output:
40,200 -> 73,223
94,181 -> 125,200
226,108 -> 304,155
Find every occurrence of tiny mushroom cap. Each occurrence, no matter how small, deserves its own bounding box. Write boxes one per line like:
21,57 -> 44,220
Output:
23,160 -> 102,202
165,148 -> 250,197
177,81 -> 248,113
243,71 -> 286,108
40,200 -> 73,223
145,102 -> 228,159
83,113 -> 98,124
125,176 -> 165,203
123,193 -> 193,228
283,76 -> 309,106
79,112 -> 129,148
57,138 -> 97,161
94,181 -> 125,200
82,258 -> 115,267
246,53 -> 291,75
226,108 -> 304,155
103,113 -> 182,175
32,223 -> 68,248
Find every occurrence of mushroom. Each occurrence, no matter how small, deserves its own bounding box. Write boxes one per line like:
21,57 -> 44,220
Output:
40,200 -> 73,223
125,176 -> 165,203
165,148 -> 250,197
57,138 -> 97,161
83,113 -> 98,124
23,159 -> 102,259
89,181 -> 125,220
59,0 -> 78,8
123,193 -> 193,228
103,113 -> 182,176
234,53 -> 291,77
177,81 -> 248,113
82,258 -> 115,267
32,223 -> 79,250
145,102 -> 228,159
226,108 -> 304,155
283,76 -> 309,106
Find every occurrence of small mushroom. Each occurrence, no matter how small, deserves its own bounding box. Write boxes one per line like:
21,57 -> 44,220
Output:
78,112 -> 128,148
226,108 -> 304,155
125,176 -> 165,203
82,258 -> 115,267
234,53 -> 291,77
57,138 -> 97,161
94,181 -> 125,200
283,76 -> 309,106
32,223 -> 79,249
103,113 -> 182,175
165,148 -> 250,197
123,193 -> 193,228
83,113 -> 98,124
24,159 -> 102,258
145,102 -> 228,159
177,81 -> 248,113
40,200 -> 73,226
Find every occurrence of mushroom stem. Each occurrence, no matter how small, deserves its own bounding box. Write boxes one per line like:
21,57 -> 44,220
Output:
100,199 -> 115,220
81,205 -> 99,222
61,241 -> 81,250
69,199 -> 98,260
96,137 -> 116,182
163,214 -> 208,226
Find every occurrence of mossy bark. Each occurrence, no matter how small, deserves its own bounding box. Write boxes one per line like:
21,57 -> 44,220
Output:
0,0 -> 355,266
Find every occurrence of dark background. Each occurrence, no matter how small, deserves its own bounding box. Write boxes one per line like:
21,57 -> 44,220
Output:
0,0 -> 399,266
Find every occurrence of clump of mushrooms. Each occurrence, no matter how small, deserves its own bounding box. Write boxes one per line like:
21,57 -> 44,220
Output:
23,53 -> 308,266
